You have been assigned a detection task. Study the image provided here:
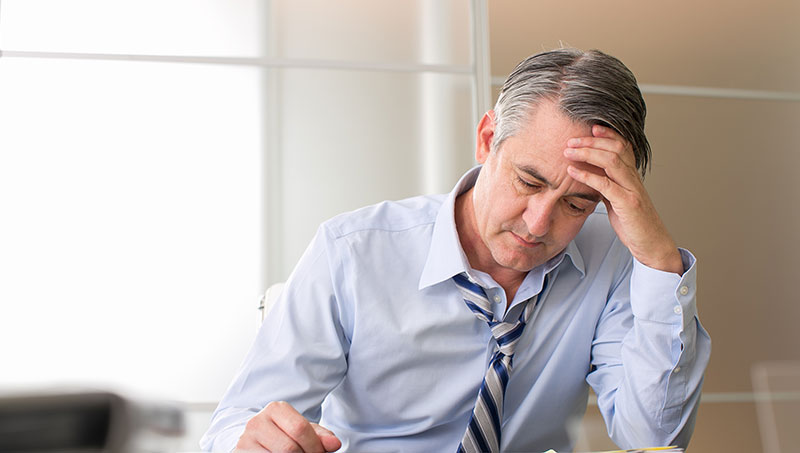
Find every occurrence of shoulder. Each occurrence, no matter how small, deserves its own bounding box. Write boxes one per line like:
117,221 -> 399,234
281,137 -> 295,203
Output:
323,193 -> 446,239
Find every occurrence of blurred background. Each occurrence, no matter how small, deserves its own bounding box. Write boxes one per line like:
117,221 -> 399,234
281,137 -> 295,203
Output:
1,1 -> 798,451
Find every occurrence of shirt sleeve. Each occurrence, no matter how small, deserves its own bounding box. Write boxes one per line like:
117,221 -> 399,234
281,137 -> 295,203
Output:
586,247 -> 711,449
199,224 -> 350,452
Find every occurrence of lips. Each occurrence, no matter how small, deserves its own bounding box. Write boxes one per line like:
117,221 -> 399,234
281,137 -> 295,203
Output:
510,232 -> 541,248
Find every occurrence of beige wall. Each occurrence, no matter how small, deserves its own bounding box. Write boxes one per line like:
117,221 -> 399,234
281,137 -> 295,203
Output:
489,1 -> 800,451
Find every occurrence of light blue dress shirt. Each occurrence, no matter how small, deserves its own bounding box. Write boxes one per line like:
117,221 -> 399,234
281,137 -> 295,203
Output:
201,167 -> 711,452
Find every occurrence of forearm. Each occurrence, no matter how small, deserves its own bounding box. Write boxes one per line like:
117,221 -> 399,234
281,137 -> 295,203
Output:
589,249 -> 711,448
606,317 -> 709,447
200,224 -> 350,451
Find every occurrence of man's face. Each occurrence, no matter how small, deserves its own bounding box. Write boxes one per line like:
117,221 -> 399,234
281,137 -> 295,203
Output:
468,100 -> 603,275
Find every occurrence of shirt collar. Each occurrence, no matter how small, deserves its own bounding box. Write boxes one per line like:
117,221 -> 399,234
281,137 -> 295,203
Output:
418,166 -> 586,291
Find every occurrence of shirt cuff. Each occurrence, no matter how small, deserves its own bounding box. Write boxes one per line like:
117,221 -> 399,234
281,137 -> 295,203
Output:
630,248 -> 697,328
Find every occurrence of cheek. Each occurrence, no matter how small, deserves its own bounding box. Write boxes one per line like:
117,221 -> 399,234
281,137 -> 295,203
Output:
477,181 -> 508,219
492,189 -> 528,225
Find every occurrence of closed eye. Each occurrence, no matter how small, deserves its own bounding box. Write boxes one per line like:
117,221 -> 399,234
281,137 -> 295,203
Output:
565,197 -> 600,216
516,176 -> 542,190
566,201 -> 587,214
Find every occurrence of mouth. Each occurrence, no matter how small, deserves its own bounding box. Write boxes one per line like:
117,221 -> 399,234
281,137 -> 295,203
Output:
510,232 -> 542,248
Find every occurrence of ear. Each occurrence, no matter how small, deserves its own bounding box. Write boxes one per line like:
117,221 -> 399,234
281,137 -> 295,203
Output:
475,110 -> 496,164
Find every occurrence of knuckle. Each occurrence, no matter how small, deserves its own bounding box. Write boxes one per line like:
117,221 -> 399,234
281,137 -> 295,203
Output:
265,400 -> 288,414
245,414 -> 263,431
285,417 -> 309,438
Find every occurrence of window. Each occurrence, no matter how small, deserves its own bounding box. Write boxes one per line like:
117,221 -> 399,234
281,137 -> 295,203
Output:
0,1 -> 264,403
0,3 -> 488,447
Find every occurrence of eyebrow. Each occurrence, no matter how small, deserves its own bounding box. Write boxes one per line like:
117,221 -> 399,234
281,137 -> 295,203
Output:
517,165 -> 602,203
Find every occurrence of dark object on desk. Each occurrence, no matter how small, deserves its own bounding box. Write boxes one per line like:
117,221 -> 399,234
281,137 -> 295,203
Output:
0,390 -> 184,452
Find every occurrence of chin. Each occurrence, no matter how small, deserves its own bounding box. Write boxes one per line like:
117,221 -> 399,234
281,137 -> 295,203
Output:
492,250 -> 543,273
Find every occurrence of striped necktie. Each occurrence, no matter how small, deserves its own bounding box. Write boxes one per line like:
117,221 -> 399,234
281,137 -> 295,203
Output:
453,273 -> 539,453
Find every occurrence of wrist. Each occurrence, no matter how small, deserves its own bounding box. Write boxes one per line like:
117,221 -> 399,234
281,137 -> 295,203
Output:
639,245 -> 684,275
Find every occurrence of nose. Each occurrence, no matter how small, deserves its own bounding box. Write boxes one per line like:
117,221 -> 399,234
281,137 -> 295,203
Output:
522,197 -> 556,238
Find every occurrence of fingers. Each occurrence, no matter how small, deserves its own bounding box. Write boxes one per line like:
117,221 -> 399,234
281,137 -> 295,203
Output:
236,415 -> 303,452
313,423 -> 343,452
268,402 -> 325,451
565,142 -> 634,176
590,123 -> 626,145
564,146 -> 636,191
566,124 -> 637,170
236,401 -> 341,453
566,165 -> 623,202
564,125 -> 641,194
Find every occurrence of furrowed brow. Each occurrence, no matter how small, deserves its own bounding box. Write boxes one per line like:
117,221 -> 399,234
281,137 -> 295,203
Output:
567,192 -> 602,203
517,164 -> 601,203
517,165 -> 552,187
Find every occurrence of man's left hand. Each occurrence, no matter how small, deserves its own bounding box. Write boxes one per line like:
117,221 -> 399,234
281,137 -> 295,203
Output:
564,124 -> 684,275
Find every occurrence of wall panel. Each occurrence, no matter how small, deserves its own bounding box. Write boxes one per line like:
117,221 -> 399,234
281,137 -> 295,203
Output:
643,95 -> 800,394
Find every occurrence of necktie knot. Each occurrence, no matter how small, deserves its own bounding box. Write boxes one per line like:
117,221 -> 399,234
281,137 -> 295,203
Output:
453,273 -> 530,359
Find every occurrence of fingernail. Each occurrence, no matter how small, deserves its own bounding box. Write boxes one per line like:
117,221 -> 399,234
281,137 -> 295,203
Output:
567,138 -> 580,147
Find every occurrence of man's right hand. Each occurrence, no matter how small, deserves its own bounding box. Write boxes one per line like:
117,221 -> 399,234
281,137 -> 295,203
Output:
234,401 -> 342,452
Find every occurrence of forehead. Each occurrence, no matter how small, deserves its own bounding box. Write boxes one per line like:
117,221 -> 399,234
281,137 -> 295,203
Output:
501,102 -> 591,170
516,101 -> 592,148
499,101 -> 602,195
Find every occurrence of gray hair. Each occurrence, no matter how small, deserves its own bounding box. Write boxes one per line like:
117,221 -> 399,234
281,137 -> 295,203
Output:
492,48 -> 651,177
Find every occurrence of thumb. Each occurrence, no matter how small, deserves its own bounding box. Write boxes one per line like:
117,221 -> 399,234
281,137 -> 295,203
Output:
312,423 -> 342,452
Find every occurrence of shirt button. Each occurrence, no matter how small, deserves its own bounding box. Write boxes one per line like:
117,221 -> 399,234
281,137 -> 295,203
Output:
679,285 -> 689,296
493,295 -> 501,303
674,306 -> 682,315
673,366 -> 681,373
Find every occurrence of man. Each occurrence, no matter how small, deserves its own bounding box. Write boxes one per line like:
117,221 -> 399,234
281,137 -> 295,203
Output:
201,48 -> 710,452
